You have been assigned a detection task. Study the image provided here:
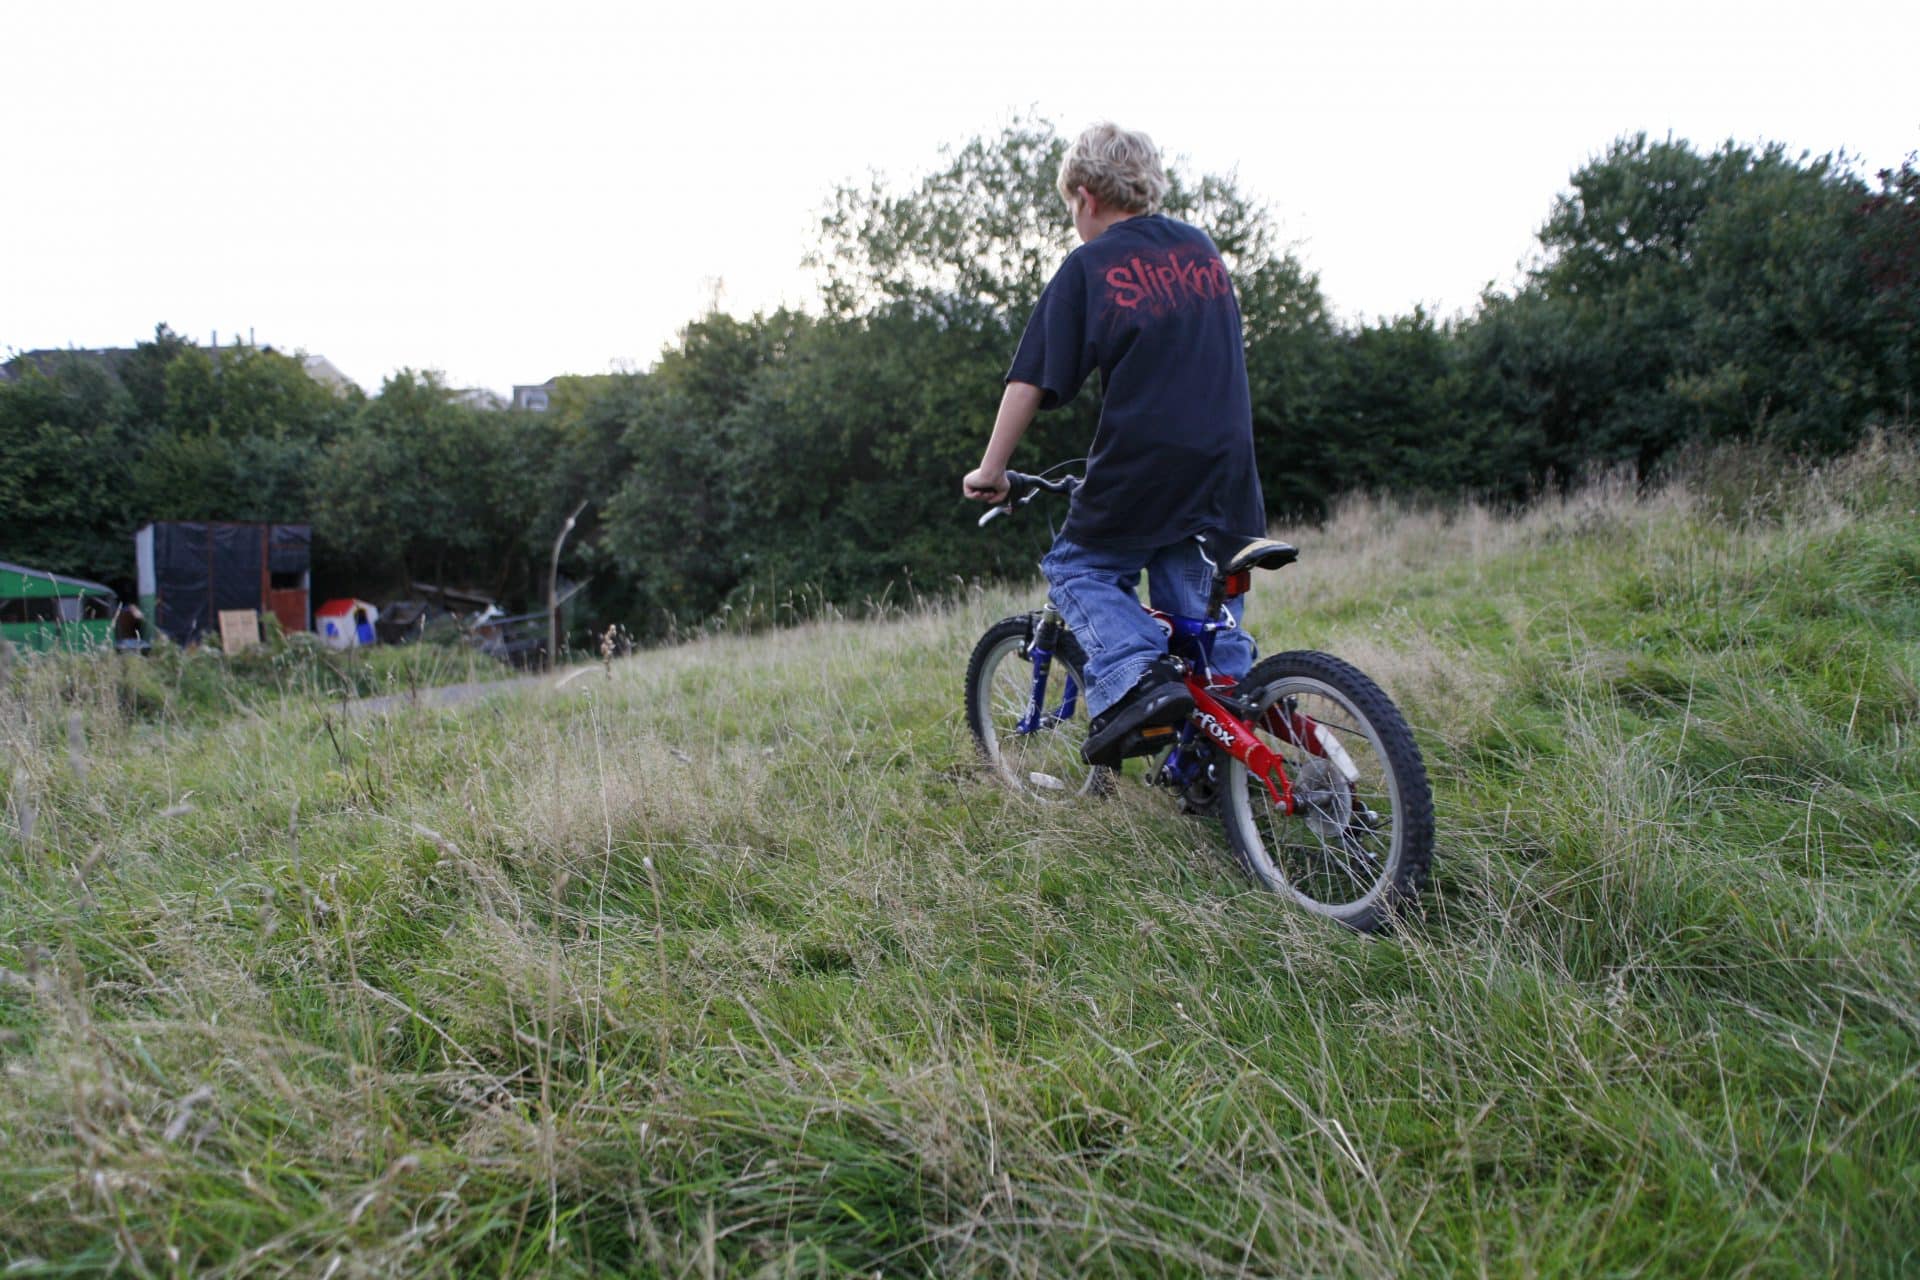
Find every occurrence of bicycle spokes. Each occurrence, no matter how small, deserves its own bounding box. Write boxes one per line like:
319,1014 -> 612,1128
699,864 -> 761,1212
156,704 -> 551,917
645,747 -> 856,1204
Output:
1240,678 -> 1405,907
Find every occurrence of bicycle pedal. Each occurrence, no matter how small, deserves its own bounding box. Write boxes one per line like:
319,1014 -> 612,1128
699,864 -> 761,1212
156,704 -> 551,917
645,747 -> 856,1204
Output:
1082,720 -> 1180,768
1119,722 -> 1178,758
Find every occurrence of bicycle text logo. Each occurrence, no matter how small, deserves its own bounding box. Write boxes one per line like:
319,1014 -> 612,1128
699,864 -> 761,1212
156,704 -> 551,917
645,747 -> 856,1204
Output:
1195,711 -> 1237,751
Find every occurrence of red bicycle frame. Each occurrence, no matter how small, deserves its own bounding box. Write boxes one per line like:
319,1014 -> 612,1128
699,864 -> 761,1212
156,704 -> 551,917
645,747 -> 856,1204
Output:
1186,679 -> 1295,812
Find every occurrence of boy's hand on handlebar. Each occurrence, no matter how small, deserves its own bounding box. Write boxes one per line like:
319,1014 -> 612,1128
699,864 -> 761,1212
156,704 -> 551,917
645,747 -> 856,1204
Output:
963,466 -> 1009,503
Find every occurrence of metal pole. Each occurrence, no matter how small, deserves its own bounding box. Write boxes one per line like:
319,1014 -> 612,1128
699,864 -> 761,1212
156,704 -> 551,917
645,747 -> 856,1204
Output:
547,500 -> 589,671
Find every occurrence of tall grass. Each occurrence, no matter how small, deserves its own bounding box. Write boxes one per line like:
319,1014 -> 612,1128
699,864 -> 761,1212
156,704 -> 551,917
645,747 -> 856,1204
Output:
2,437 -> 1916,1276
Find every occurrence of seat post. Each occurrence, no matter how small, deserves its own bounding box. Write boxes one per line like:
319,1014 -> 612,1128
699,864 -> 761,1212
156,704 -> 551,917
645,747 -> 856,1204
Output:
1206,573 -> 1229,619
1195,533 -> 1229,619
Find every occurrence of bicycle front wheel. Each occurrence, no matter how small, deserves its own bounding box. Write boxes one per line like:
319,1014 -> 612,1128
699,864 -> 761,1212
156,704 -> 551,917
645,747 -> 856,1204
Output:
1221,651 -> 1433,932
965,614 -> 1112,800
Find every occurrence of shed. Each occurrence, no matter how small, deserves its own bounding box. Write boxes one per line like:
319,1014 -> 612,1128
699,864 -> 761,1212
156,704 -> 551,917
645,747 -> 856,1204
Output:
135,522 -> 311,646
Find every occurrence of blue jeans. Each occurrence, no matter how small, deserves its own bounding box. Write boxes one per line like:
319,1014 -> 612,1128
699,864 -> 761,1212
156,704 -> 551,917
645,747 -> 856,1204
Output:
1041,535 -> 1256,717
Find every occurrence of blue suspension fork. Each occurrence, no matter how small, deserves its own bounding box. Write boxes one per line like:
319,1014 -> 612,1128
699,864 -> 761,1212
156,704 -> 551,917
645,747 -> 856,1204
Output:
1015,604 -> 1079,734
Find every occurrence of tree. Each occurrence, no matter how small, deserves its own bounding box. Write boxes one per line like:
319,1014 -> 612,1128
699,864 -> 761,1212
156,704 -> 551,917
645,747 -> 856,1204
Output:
311,371 -> 566,599
813,117 -> 1302,322
599,313 -> 792,630
125,340 -> 354,525
1856,157 -> 1920,412
117,323 -> 195,428
811,118 -> 1072,324
0,358 -> 140,584
1484,134 -> 1904,474
1239,253 -> 1340,516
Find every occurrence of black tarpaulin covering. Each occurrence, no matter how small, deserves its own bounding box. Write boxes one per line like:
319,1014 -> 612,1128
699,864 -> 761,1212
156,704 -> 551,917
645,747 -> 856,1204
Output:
269,525 -> 310,574
149,522 -> 310,645
154,523 -> 210,644
210,524 -> 263,616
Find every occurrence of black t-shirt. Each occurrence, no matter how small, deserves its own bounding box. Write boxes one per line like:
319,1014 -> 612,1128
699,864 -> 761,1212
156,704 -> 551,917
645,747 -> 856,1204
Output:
1006,214 -> 1265,550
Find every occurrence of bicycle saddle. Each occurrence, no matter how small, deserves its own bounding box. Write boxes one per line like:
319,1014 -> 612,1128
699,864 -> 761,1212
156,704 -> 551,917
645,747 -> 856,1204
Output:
1222,537 -> 1299,575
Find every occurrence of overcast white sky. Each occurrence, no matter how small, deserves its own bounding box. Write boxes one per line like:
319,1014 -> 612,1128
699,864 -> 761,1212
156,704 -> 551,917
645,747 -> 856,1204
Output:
4,0 -> 1914,395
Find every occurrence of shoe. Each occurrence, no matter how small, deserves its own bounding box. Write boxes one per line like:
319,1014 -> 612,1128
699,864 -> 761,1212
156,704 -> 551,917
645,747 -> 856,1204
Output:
1081,658 -> 1195,766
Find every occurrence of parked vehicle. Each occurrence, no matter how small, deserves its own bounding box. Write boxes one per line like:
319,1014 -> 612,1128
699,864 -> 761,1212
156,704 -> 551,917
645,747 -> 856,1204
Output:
0,560 -> 124,653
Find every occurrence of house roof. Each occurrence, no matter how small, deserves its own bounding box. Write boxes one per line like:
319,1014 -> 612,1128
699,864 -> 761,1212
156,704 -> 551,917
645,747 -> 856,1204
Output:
0,347 -> 138,383
301,354 -> 360,394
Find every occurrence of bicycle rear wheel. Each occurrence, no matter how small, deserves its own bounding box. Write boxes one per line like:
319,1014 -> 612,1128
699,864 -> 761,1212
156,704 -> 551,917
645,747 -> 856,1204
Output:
966,614 -> 1113,799
1220,651 -> 1433,932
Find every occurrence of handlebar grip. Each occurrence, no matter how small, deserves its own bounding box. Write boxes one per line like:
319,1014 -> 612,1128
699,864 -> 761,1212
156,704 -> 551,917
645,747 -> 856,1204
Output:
978,471 -> 1034,526
974,467 -> 1081,530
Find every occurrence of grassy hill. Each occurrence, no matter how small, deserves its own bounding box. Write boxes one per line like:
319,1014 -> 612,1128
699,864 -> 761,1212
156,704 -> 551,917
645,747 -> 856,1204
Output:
3,439 -> 1917,1277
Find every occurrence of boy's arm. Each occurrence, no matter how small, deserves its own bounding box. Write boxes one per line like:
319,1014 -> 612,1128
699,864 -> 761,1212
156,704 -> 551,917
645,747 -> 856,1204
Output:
962,381 -> 1044,503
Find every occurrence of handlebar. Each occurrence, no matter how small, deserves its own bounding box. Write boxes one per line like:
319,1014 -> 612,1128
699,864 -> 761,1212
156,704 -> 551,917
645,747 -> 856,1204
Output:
977,469 -> 1082,527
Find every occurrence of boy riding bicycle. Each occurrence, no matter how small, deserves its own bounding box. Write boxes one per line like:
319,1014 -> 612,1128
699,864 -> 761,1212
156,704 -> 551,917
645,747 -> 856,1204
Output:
962,122 -> 1267,767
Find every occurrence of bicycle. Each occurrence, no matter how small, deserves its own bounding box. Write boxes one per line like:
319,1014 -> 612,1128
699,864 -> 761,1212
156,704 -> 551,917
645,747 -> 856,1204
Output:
964,468 -> 1434,933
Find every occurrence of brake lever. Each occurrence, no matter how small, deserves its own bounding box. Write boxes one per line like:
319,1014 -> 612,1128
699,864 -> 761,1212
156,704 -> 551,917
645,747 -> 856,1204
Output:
976,470 -> 1075,528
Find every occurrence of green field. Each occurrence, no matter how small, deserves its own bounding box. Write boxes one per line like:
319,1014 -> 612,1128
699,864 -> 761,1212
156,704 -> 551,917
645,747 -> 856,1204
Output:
3,440 -> 1917,1277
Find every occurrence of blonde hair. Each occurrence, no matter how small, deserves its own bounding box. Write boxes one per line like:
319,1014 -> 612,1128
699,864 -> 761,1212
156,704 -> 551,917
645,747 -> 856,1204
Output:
1057,122 -> 1170,214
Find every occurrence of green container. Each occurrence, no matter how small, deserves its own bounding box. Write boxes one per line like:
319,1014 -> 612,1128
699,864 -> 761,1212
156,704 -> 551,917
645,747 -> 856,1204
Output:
0,560 -> 122,654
